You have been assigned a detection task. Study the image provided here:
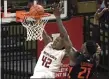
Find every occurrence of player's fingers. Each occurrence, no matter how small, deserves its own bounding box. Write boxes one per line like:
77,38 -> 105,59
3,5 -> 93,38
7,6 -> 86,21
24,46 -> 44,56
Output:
98,8 -> 108,16
52,3 -> 58,8
59,7 -> 64,12
96,9 -> 100,12
52,3 -> 59,11
58,0 -> 63,8
102,8 -> 108,12
57,3 -> 60,9
57,1 -> 64,13
95,9 -> 101,15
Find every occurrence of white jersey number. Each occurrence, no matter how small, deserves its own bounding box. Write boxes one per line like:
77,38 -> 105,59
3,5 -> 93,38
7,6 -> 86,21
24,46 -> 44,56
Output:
42,55 -> 52,68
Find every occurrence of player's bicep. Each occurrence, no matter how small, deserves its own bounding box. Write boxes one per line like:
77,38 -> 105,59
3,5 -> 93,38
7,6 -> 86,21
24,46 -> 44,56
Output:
65,47 -> 78,60
64,35 -> 73,48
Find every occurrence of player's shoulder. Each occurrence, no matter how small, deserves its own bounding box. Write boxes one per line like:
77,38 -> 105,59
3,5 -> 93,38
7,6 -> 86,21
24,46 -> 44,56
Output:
72,47 -> 77,52
48,42 -> 53,45
76,54 -> 86,64
45,42 -> 53,47
76,52 -> 83,59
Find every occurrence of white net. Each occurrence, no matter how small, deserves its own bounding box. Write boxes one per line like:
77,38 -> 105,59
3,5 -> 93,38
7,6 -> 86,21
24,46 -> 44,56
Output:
21,16 -> 49,41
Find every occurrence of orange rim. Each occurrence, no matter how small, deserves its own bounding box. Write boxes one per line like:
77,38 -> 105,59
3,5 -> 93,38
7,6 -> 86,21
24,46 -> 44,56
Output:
29,13 -> 51,19
16,11 -> 51,21
16,11 -> 28,19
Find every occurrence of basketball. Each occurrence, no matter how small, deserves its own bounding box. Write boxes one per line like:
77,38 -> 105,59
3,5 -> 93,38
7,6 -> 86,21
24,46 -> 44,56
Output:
29,4 -> 44,19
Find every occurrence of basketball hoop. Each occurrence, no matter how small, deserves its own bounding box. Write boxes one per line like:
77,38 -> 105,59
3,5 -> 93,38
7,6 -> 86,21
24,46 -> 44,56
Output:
16,11 -> 50,41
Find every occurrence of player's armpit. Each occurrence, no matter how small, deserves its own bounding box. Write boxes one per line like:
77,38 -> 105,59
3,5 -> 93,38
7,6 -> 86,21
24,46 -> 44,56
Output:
42,30 -> 52,45
64,36 -> 73,50
53,7 -> 73,48
65,47 -> 79,60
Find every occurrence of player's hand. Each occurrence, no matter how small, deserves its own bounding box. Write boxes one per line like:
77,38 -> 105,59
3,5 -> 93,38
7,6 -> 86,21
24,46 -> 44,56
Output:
94,8 -> 108,24
94,8 -> 108,20
52,1 -> 63,17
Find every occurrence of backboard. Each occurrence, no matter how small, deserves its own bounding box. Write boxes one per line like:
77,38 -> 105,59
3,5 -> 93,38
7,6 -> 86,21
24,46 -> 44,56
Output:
1,0 -> 68,24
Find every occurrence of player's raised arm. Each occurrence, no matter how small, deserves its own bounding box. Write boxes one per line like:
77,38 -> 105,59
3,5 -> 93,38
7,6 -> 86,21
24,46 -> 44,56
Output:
52,3 -> 79,63
52,3 -> 72,48
94,8 -> 108,24
42,30 -> 52,45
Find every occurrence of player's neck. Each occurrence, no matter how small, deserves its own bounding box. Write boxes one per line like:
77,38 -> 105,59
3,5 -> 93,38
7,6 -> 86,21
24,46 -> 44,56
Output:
51,44 -> 64,50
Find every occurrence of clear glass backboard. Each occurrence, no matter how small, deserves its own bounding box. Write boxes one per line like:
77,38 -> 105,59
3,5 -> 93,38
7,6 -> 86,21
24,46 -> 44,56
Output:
1,0 -> 68,24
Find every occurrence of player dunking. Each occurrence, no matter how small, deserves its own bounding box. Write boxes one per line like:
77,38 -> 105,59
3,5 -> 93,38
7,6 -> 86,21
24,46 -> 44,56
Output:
30,2 -> 74,78
30,2 -> 102,79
